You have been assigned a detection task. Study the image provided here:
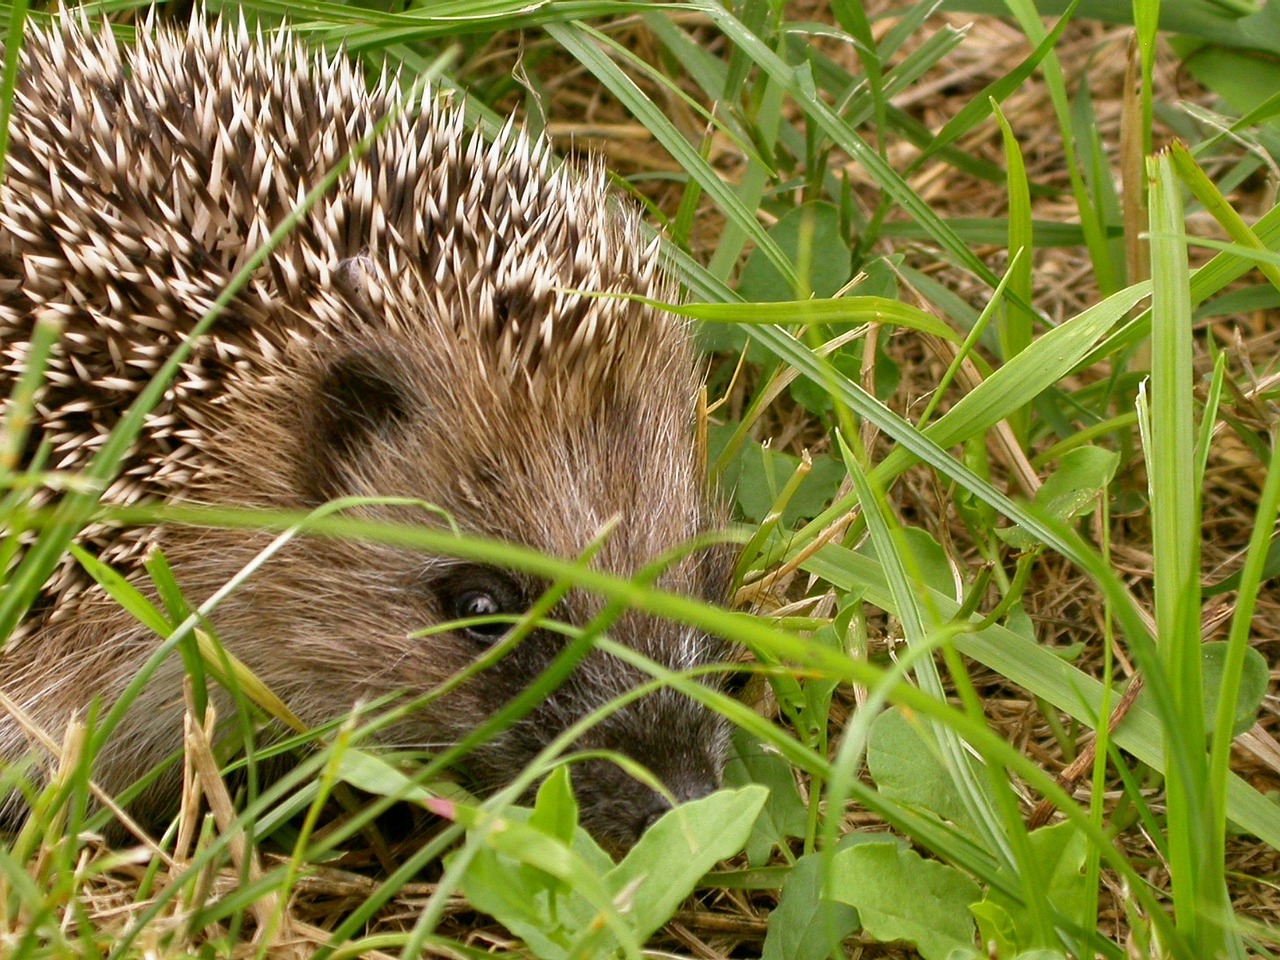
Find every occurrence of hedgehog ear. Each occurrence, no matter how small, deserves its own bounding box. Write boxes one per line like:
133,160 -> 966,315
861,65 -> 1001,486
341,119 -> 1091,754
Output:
298,346 -> 415,503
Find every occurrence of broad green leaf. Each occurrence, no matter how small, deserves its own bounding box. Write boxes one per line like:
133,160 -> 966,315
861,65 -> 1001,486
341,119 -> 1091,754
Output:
462,846 -> 569,956
998,447 -> 1120,549
528,767 -> 581,898
982,822 -> 1089,951
1175,39 -> 1280,123
1035,446 -> 1120,519
453,807 -> 633,960
866,707 -> 976,832
1136,642 -> 1269,738
724,732 -> 808,866
761,848 -> 861,960
828,841 -> 981,960
790,351 -> 864,414
607,785 -> 768,940
737,202 -> 852,301
709,426 -> 847,526
456,788 -> 767,959
335,750 -> 441,805
971,899 -> 1020,957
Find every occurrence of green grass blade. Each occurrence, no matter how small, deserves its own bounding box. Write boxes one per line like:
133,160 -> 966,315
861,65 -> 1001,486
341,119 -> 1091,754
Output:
1133,0 -> 1159,156
799,539 -> 1278,854
691,0 -> 1002,289
992,100 -> 1034,443
913,0 -> 1079,169
1000,0 -> 1117,292
547,20 -> 800,292
842,440 -> 1026,873
0,0 -> 29,183
1148,150 -> 1238,956
1170,140 -> 1280,294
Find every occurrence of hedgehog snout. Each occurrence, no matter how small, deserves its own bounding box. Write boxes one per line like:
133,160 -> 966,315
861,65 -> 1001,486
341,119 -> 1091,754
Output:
566,679 -> 730,847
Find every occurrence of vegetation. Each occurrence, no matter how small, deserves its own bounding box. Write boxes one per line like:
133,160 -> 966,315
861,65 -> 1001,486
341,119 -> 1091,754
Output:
2,0 -> 1280,957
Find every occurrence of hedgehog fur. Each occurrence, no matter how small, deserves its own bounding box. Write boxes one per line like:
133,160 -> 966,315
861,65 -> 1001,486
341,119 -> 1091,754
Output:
0,11 -> 732,846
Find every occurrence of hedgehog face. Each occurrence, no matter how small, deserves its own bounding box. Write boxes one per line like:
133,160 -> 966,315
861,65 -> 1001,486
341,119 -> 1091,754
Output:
180,265 -> 735,846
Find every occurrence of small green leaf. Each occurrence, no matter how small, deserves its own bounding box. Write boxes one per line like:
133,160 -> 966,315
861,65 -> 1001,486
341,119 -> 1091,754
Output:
866,707 -> 976,832
828,840 -> 981,960
799,625 -> 844,742
998,447 -> 1119,549
995,523 -> 1042,551
1035,446 -> 1120,522
462,846 -> 568,956
609,785 -> 768,940
335,750 -> 441,805
1131,639 -> 1269,740
855,257 -> 900,299
1176,40 -> 1280,122
1200,641 -> 1269,737
531,765 -> 579,846
454,790 -> 765,959
455,809 -> 630,960
993,450 -> 1116,552
971,899 -> 1020,957
982,822 -> 1088,951
761,849 -> 861,960
710,427 -> 847,526
723,731 -> 808,866
526,767 -> 581,898
737,202 -> 852,302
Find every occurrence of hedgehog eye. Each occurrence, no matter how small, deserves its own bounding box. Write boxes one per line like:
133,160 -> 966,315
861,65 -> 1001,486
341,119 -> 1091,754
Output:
439,568 -> 525,644
453,590 -> 507,638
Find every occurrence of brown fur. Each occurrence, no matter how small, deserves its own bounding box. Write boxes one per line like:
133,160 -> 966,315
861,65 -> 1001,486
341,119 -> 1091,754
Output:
0,13 -> 732,846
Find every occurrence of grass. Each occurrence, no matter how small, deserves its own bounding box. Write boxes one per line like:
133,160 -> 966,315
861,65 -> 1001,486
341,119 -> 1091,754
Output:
3,0 -> 1280,957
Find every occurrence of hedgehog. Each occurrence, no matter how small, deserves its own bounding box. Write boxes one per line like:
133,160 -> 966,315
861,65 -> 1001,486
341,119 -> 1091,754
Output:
0,12 -> 733,847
